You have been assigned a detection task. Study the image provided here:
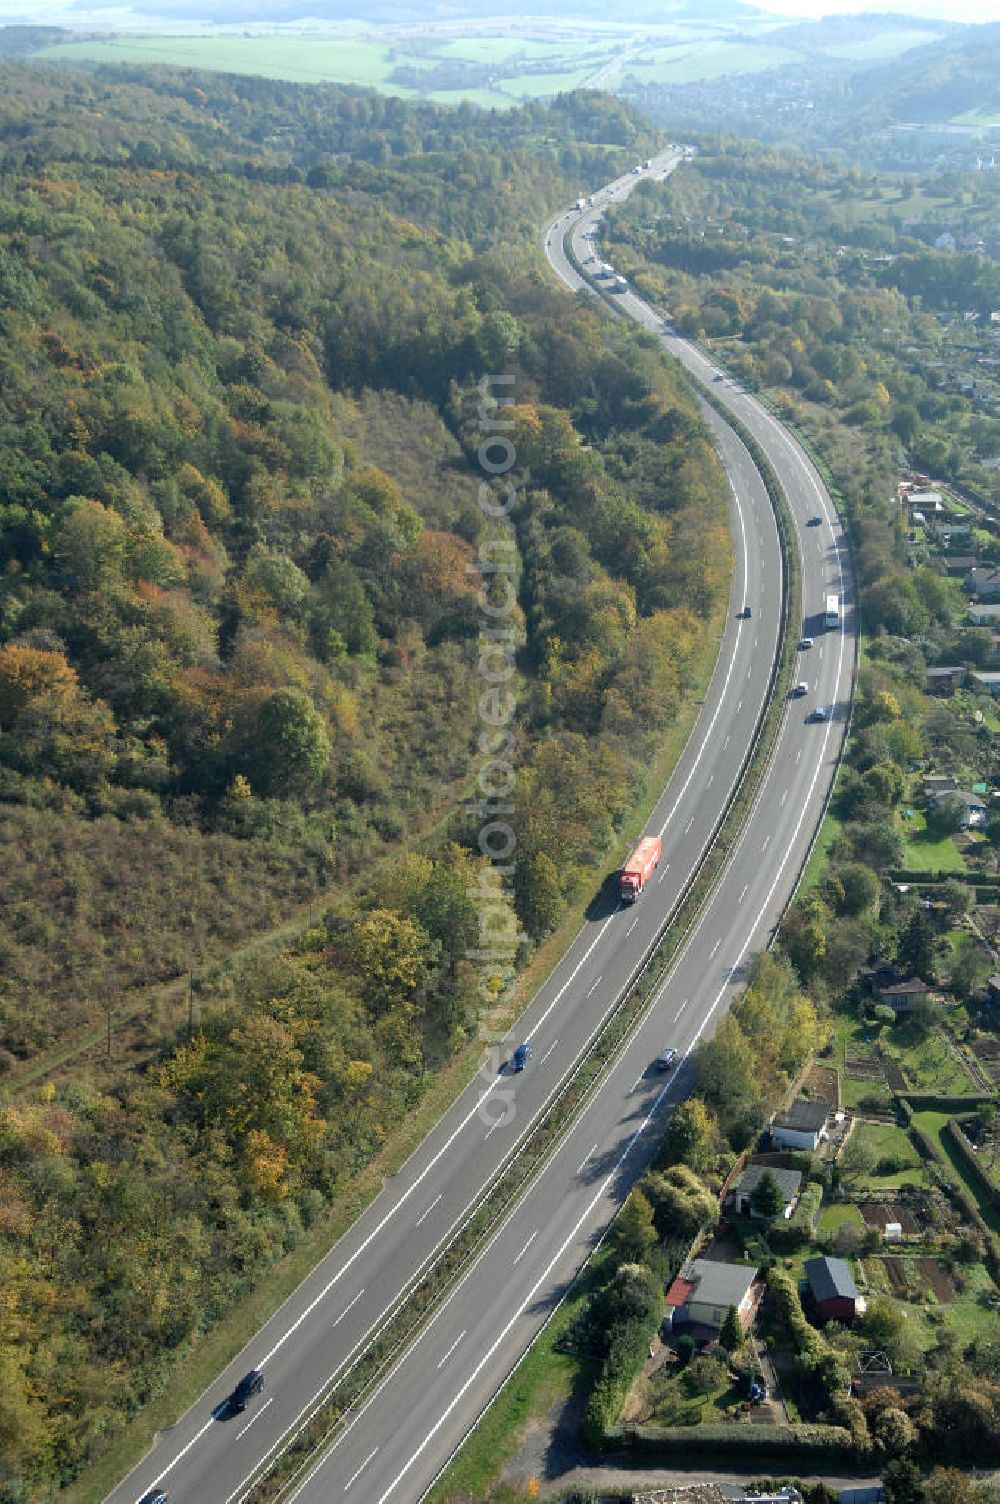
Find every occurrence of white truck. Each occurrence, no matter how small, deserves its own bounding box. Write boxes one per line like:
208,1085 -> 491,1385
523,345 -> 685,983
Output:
825,593 -> 840,630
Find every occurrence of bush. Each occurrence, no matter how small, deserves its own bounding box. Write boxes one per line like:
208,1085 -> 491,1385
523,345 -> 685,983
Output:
683,1351 -> 728,1396
770,1182 -> 823,1251
626,1422 -> 860,1462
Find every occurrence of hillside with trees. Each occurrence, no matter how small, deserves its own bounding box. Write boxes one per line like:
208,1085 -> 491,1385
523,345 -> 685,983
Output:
0,65 -> 730,1499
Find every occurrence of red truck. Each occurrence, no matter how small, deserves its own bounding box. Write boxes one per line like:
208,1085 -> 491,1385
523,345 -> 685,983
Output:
620,835 -> 662,903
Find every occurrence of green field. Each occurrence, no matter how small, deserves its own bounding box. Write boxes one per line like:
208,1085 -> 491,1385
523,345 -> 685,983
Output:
617,40 -> 800,85
852,1119 -> 925,1188
37,22 -> 834,104
43,35 -> 406,88
824,28 -> 943,62
901,810 -> 967,873
819,1202 -> 865,1237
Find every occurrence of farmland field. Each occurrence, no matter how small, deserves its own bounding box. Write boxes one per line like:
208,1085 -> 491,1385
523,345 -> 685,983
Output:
42,35 -> 406,87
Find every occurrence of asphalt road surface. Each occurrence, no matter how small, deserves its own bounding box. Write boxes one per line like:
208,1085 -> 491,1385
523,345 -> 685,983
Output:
111,151 -> 855,1504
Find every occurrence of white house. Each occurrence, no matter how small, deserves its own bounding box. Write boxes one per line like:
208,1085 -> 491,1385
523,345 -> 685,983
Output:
664,1258 -> 759,1332
770,1098 -> 831,1152
732,1163 -> 802,1220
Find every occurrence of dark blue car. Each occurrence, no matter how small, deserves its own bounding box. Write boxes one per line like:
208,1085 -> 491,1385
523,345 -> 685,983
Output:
511,1043 -> 533,1072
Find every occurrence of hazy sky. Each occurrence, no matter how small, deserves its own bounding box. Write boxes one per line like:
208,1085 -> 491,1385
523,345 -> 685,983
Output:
751,0 -> 997,15
0,0 -> 997,22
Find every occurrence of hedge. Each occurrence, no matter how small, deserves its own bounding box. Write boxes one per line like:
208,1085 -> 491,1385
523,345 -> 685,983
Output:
583,1307 -> 661,1446
947,1116 -> 1000,1215
766,1268 -> 851,1409
900,1093 -> 994,1112
621,1422 -> 858,1463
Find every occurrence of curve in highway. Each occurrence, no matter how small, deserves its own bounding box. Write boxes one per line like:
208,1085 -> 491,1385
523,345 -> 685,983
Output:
110,153 -> 854,1504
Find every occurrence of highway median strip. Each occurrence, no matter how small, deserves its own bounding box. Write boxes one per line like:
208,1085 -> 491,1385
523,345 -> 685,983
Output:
232,333 -> 804,1504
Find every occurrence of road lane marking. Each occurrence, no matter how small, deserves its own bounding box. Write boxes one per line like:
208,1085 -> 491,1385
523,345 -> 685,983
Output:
673,998 -> 689,1020
436,1330 -> 467,1370
577,1143 -> 598,1173
706,775 -> 714,789
236,1397 -> 273,1440
762,836 -> 770,851
137,1417 -> 215,1494
539,1039 -> 558,1065
484,1117 -> 504,1141
796,748 -> 801,764
724,735 -> 730,749
780,790 -> 788,806
629,1070 -> 645,1093
737,700 -> 742,713
332,1290 -> 365,1328
709,939 -> 721,957
684,818 -> 694,834
587,976 -> 603,997
739,884 -> 748,902
344,1449 -> 378,1492
512,1232 -> 538,1267
627,919 -> 638,935
415,1196 -> 442,1229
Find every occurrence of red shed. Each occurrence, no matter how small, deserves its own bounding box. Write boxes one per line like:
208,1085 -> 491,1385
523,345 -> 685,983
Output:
805,1255 -> 857,1321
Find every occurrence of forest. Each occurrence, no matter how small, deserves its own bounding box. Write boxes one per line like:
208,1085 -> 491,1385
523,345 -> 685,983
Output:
0,64 -> 730,1501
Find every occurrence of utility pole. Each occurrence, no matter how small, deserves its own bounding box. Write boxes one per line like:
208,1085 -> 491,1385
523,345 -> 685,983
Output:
188,972 -> 195,1038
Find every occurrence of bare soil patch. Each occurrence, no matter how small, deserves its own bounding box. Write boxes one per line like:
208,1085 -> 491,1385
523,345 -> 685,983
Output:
804,1063 -> 840,1105
859,1202 -> 920,1235
917,1257 -> 956,1302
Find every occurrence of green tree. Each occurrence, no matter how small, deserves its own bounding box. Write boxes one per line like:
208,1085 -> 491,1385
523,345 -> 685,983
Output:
611,1188 -> 658,1265
661,1097 -> 716,1171
346,908 -> 437,1014
641,1164 -> 718,1244
719,1303 -> 745,1353
748,1169 -> 784,1220
883,1459 -> 925,1504
897,909 -> 936,980
242,688 -> 331,796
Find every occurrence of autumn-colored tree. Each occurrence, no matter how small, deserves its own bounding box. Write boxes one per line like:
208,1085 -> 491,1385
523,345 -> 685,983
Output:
0,644 -> 78,727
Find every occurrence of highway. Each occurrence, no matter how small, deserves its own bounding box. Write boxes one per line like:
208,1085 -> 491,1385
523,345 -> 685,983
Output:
110,153 -> 855,1504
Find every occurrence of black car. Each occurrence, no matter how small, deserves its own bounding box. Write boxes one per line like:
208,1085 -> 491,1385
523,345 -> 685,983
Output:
228,1369 -> 264,1414
807,515 -> 823,526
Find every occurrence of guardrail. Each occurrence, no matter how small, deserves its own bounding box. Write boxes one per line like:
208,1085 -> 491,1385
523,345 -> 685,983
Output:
235,218 -> 804,1504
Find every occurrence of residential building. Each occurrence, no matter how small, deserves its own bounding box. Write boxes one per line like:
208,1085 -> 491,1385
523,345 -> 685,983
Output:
931,523 -> 972,546
921,775 -> 957,799
770,1098 -> 830,1151
874,976 -> 930,1013
971,671 -> 1000,696
663,1258 -> 759,1331
732,1163 -> 802,1219
965,566 -> 1000,598
968,603 -> 1000,626
804,1255 -> 859,1321
942,555 -> 978,577
925,666 -> 966,694
927,790 -> 988,827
